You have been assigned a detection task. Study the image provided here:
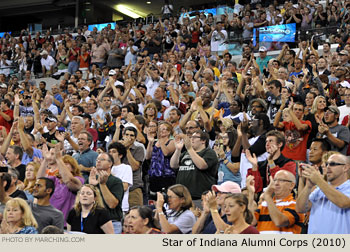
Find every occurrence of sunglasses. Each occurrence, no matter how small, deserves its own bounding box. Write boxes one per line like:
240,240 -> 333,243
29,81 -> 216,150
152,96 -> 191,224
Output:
325,162 -> 346,167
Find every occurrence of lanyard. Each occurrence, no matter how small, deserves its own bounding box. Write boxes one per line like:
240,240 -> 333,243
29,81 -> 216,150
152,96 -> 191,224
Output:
81,213 -> 89,232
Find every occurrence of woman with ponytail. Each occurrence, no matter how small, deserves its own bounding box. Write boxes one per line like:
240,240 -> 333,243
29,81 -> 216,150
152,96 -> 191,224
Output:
223,193 -> 259,234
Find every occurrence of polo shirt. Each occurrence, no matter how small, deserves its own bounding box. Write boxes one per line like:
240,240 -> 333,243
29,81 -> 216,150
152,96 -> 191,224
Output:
308,180 -> 350,234
73,149 -> 98,172
255,194 -> 304,234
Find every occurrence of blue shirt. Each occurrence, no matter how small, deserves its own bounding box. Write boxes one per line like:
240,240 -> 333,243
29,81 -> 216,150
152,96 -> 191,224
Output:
54,93 -> 63,114
256,56 -> 272,73
22,148 -> 42,165
217,151 -> 241,186
308,179 -> 350,234
73,149 -> 98,173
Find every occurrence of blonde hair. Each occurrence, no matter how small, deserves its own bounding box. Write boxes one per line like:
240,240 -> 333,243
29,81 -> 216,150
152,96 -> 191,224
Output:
4,198 -> 38,228
73,184 -> 105,216
23,162 -> 40,194
311,95 -> 326,114
62,155 -> 82,177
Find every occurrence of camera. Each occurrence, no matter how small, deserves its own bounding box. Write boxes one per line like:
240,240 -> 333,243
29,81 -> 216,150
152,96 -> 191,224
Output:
0,166 -> 9,173
161,187 -> 168,204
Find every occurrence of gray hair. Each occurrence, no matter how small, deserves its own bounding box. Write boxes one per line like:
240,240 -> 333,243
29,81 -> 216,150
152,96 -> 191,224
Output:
72,116 -> 85,126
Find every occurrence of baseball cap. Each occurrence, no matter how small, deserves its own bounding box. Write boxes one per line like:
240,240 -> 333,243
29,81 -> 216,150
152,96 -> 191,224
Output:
339,50 -> 349,56
0,83 -> 7,88
161,100 -> 170,108
40,50 -> 48,55
82,86 -> 90,92
259,46 -> 267,52
340,80 -> 350,88
124,122 -> 137,130
250,98 -> 267,111
109,70 -> 117,76
137,83 -> 147,90
45,115 -> 58,123
212,181 -> 241,194
327,106 -> 340,115
180,81 -> 190,86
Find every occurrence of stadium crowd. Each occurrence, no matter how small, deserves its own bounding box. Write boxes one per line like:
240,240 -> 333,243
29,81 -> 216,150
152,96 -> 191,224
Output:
0,0 -> 350,235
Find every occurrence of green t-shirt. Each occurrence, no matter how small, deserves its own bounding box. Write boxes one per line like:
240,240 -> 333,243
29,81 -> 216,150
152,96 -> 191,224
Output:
98,175 -> 124,221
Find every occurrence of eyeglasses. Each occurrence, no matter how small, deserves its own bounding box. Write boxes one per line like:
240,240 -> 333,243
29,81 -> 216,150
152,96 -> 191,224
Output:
325,162 -> 346,167
274,179 -> 293,183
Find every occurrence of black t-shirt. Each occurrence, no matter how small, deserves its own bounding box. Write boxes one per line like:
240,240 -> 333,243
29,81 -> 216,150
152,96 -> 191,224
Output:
10,189 -> 27,200
15,164 -> 26,182
232,134 -> 267,162
177,147 -> 218,200
42,131 -> 59,145
67,208 -> 111,234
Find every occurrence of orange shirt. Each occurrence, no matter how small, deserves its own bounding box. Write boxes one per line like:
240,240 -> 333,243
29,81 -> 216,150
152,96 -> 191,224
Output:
255,194 -> 305,234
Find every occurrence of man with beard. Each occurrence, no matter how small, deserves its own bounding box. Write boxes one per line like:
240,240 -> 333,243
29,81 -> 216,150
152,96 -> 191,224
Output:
190,86 -> 217,121
232,113 -> 270,188
317,106 -> 350,155
168,108 -> 182,134
30,177 -> 64,233
246,130 -> 296,194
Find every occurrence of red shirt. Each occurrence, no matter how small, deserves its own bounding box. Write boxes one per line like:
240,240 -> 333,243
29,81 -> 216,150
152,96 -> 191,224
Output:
87,128 -> 98,151
0,109 -> 14,133
281,120 -> 312,161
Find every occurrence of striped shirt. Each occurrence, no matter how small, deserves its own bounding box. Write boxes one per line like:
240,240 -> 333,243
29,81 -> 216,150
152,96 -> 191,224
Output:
255,194 -> 304,234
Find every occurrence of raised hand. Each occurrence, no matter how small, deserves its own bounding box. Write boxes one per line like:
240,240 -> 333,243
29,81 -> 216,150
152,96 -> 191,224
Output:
206,191 -> 218,210
54,143 -> 62,159
55,131 -> 65,142
174,134 -> 184,150
246,175 -> 255,194
245,149 -> 258,169
97,170 -> 109,184
184,135 -> 192,150
89,167 -> 98,186
264,176 -> 275,198
42,144 -> 51,160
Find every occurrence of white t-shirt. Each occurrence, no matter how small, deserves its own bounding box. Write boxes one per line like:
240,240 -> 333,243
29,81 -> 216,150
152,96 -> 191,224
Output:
40,55 -> 56,70
111,164 -> 133,212
210,29 -> 227,52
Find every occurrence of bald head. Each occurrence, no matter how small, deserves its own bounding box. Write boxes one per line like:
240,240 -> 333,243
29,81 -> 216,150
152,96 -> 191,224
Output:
275,170 -> 296,184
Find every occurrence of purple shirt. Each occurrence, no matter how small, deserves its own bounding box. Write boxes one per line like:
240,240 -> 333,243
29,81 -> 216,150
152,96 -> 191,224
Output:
49,176 -> 84,226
